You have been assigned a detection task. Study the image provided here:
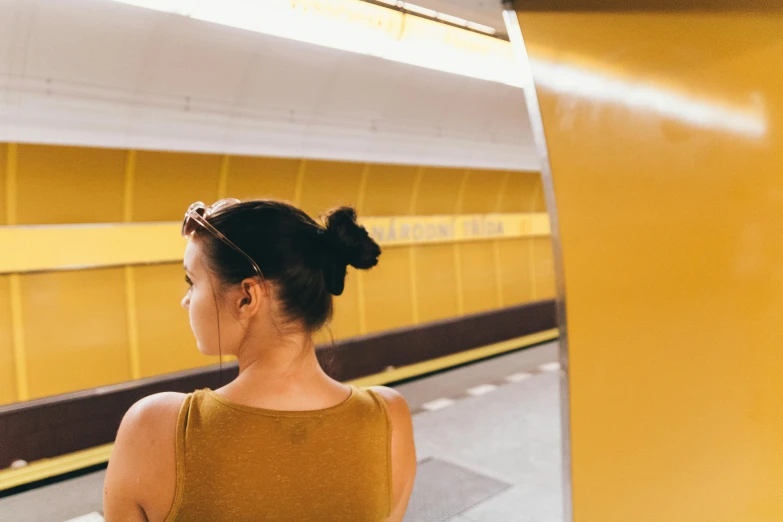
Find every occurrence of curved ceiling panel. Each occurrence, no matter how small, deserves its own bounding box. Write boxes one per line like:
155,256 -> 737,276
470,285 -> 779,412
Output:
0,0 -> 538,170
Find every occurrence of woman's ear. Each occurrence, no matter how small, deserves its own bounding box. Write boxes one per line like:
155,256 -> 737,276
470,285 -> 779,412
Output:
236,277 -> 264,318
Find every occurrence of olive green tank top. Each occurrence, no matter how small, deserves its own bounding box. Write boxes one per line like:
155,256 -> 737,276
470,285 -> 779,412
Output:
164,385 -> 393,522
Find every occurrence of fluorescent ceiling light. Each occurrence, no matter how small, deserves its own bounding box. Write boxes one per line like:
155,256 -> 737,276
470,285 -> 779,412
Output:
400,2 -> 438,17
466,21 -> 497,35
111,0 -> 522,88
437,13 -> 469,27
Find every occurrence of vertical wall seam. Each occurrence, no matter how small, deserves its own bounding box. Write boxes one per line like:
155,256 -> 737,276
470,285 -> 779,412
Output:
453,170 -> 470,315
123,150 -> 141,380
217,154 -> 230,200
529,238 -> 538,301
408,168 -> 423,324
492,172 -> 511,308
493,241 -> 504,308
356,164 -> 370,334
408,247 -> 419,324
496,171 -> 511,213
293,159 -> 307,207
124,267 -> 141,380
527,177 -> 542,301
453,246 -> 465,315
6,144 -> 17,226
409,167 -> 423,215
6,145 -> 28,401
122,150 -> 136,223
356,272 -> 368,335
10,274 -> 28,402
356,163 -> 369,215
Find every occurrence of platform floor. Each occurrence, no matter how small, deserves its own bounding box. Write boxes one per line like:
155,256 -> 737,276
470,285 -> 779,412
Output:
0,341 -> 564,522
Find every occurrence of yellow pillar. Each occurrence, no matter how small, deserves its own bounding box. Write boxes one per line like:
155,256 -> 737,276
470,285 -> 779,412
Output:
508,3 -> 783,521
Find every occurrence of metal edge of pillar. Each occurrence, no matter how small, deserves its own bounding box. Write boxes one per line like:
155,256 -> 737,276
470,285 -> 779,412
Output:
501,5 -> 573,522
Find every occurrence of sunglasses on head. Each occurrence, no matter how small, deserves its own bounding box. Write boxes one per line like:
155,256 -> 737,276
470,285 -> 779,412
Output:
182,198 -> 264,280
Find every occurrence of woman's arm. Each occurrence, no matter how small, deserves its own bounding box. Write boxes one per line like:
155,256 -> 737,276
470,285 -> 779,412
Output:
371,386 -> 417,522
103,392 -> 185,522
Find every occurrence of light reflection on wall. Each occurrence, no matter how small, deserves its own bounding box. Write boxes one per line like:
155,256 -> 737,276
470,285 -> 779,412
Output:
503,11 -> 767,139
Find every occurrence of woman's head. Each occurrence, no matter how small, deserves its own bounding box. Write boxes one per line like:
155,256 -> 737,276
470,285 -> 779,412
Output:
180,199 -> 381,356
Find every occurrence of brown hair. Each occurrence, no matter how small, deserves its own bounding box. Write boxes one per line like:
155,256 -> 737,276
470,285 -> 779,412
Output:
195,199 -> 381,331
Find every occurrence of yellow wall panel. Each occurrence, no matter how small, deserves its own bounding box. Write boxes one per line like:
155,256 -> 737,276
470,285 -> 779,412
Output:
497,239 -> 533,306
298,160 -> 364,217
133,151 -> 222,222
459,243 -> 498,315
499,171 -> 544,213
0,138 -> 554,406
226,156 -> 300,202
133,264 -> 217,377
532,179 -> 547,212
0,276 -> 17,405
362,164 -> 419,216
362,248 -> 414,333
414,244 -> 459,323
15,145 -> 125,225
329,270 -> 361,340
0,144 -> 7,226
461,170 -> 508,214
532,237 -> 555,300
413,167 -> 464,215
22,268 -> 130,399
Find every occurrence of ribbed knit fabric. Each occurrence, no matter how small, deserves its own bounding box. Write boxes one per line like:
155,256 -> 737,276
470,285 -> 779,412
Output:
164,385 -> 392,522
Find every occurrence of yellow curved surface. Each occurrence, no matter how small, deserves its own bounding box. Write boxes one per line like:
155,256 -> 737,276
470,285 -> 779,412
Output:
514,6 -> 783,521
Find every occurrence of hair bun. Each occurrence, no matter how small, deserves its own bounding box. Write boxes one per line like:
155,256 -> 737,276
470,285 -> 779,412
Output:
320,207 -> 381,295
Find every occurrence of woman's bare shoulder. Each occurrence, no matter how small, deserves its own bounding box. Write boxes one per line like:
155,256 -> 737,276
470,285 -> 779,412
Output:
368,386 -> 409,414
369,386 -> 416,522
116,391 -> 187,447
125,392 -> 188,424
103,392 -> 187,522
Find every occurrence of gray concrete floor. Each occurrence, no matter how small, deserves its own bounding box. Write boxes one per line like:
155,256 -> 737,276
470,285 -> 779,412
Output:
0,342 -> 564,522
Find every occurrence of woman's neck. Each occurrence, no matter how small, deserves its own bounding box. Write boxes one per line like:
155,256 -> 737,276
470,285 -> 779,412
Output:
230,330 -> 328,394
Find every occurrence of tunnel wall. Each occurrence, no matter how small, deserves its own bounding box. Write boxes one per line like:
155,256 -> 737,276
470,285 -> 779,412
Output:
0,142 -> 554,404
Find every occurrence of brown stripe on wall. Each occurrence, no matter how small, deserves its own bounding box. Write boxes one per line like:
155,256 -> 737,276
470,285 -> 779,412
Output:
0,300 -> 555,469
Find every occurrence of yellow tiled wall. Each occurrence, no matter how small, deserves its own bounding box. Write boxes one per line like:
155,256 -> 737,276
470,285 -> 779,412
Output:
0,142 -> 554,404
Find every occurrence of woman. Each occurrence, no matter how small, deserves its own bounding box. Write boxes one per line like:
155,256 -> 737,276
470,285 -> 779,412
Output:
104,199 -> 416,521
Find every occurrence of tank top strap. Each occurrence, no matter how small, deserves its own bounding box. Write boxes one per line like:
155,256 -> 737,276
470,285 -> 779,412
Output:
364,387 -> 394,511
164,392 -> 192,522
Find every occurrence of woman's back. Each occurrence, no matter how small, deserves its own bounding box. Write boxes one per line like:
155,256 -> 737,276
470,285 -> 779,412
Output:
166,385 -> 392,521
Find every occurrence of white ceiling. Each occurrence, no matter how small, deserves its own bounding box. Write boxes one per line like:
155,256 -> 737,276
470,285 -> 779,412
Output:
0,0 -> 536,170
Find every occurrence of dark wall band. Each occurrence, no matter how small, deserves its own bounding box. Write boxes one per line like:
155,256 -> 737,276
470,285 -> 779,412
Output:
0,299 -> 555,470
